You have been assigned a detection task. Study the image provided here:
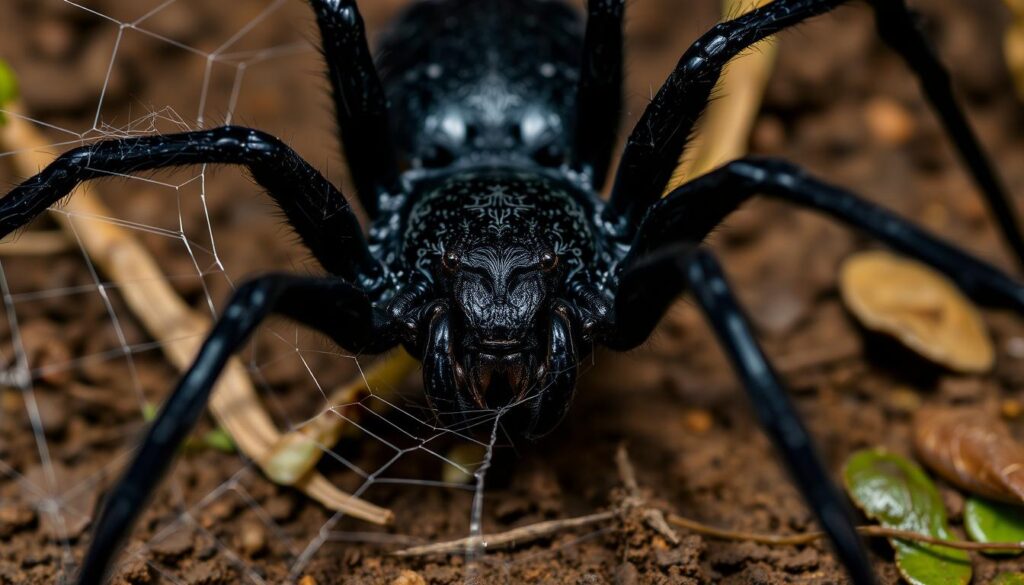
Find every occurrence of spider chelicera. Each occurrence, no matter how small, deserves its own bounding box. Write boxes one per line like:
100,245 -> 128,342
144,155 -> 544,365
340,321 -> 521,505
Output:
3,0 -> 1024,582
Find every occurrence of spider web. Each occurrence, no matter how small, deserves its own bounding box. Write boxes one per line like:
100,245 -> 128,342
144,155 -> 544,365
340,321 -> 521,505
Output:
0,1 -> 607,582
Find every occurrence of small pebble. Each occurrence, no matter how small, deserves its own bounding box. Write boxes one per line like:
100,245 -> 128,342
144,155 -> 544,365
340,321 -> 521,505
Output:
391,570 -> 426,585
1002,398 -> 1023,420
238,520 -> 267,557
682,409 -> 713,434
863,97 -> 916,146
150,525 -> 194,560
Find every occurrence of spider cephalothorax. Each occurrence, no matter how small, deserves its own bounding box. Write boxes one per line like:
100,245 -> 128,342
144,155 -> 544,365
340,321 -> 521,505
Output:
396,170 -> 600,435
6,0 -> 1024,583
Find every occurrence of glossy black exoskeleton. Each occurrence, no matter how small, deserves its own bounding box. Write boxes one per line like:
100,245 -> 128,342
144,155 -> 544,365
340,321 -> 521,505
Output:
6,0 -> 1024,582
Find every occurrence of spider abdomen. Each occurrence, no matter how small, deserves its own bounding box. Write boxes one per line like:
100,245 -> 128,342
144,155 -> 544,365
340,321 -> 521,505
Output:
376,0 -> 583,170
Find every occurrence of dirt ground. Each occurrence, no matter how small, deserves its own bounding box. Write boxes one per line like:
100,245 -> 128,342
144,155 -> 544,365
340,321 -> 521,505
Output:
3,0 -> 1024,583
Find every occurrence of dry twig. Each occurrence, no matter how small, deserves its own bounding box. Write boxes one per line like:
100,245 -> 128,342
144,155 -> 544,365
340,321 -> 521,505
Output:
0,230 -> 73,256
615,444 -> 680,545
392,510 -> 617,557
264,349 -> 418,485
0,103 -> 393,524
393,445 -> 1024,558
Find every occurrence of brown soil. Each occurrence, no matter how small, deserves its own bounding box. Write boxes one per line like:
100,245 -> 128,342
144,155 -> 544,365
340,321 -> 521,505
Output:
3,0 -> 1024,583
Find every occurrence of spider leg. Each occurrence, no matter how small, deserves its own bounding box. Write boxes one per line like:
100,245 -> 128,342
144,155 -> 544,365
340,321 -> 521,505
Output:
309,0 -> 400,217
603,0 -> 1024,270
76,273 -> 389,585
0,126 -> 382,283
866,0 -> 1024,267
609,156 -> 1024,349
570,0 -> 625,190
615,247 -> 876,585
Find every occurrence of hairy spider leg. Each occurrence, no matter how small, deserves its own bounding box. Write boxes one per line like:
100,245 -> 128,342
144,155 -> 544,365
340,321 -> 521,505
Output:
615,247 -> 877,585
0,126 -> 383,283
603,0 -> 1024,270
570,0 -> 625,190
310,0 -> 400,217
75,274 -> 384,585
608,156 -> 1024,349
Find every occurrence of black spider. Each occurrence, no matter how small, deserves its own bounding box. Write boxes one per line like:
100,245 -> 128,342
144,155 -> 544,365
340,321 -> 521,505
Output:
3,0 -> 1024,582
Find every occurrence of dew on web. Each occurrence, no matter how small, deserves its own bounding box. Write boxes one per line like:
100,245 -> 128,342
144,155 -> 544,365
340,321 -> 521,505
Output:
0,1 -> 611,583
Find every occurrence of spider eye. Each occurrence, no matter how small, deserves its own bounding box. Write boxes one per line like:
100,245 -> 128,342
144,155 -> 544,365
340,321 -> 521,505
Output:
442,250 -> 461,273
539,251 -> 558,272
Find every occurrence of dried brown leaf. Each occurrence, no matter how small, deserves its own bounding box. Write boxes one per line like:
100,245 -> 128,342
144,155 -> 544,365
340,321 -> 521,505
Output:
913,406 -> 1024,504
839,251 -> 994,373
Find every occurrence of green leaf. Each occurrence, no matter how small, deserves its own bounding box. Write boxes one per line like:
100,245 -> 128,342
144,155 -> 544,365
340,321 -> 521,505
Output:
202,428 -> 236,454
843,449 -> 971,585
142,402 -> 158,422
0,59 -> 18,125
964,496 -> 1024,557
992,573 -> 1024,585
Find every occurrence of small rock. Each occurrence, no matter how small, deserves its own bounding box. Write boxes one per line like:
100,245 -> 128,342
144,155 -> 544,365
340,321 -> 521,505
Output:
864,97 -> 916,146
150,525 -> 195,560
391,570 -> 426,585
238,519 -> 266,557
682,409 -> 713,434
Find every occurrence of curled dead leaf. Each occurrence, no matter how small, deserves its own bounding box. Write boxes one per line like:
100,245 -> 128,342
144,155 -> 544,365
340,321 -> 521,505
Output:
839,251 -> 994,374
913,406 -> 1024,504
